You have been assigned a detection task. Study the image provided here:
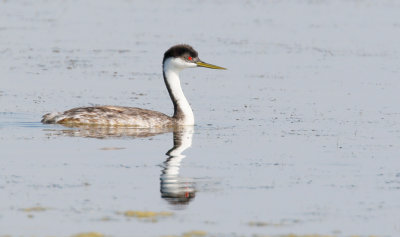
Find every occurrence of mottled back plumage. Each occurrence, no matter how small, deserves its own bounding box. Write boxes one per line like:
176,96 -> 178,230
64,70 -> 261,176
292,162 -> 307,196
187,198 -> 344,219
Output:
42,106 -> 174,127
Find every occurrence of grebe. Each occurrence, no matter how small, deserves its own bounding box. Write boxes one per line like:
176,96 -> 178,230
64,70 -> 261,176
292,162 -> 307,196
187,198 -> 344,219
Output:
41,44 -> 226,127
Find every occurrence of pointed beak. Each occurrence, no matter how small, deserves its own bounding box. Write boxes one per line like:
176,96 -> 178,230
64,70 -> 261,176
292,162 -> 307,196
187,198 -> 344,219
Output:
196,61 -> 227,70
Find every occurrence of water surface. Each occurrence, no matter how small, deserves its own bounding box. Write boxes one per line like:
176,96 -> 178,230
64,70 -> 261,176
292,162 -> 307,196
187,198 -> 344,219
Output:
1,0 -> 400,236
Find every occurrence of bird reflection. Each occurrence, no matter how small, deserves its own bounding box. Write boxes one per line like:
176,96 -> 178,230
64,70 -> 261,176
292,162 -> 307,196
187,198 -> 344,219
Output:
44,125 -> 196,206
45,124 -> 174,138
160,126 -> 195,207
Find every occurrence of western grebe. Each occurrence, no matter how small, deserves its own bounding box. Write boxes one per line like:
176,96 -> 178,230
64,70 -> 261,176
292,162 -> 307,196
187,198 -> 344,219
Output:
41,44 -> 226,127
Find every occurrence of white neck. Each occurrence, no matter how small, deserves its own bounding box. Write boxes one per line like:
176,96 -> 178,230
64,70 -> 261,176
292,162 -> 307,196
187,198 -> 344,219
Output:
163,58 -> 195,125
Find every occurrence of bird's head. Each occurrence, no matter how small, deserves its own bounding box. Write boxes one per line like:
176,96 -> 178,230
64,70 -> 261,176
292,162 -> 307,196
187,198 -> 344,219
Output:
163,44 -> 226,72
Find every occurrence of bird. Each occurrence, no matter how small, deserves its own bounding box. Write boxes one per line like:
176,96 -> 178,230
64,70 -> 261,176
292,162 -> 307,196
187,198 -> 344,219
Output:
41,44 -> 226,128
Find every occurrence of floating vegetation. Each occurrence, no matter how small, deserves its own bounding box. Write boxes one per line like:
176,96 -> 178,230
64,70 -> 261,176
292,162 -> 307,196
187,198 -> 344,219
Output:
71,232 -> 104,237
182,230 -> 207,237
277,235 -> 333,237
161,230 -> 207,237
99,147 -> 126,150
248,219 -> 300,227
20,206 -> 47,212
248,221 -> 273,227
253,234 -> 337,237
120,210 -> 173,222
99,216 -> 113,222
123,210 -> 173,218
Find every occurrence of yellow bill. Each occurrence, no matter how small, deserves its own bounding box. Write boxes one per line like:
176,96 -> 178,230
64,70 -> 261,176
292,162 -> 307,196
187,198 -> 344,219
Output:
196,61 -> 227,70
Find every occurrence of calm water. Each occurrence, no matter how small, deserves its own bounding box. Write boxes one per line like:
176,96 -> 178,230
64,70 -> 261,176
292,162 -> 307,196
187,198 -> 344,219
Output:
1,1 -> 400,236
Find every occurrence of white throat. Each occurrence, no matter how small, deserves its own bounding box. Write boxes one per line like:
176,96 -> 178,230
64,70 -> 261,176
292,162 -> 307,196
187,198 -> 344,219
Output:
163,58 -> 195,125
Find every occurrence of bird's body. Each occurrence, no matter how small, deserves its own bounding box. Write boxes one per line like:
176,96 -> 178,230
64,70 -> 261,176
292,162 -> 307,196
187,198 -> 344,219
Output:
41,44 -> 225,128
41,106 -> 174,127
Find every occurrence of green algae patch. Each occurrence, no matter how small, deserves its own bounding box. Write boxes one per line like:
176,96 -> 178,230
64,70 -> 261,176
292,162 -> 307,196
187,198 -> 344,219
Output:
276,235 -> 335,237
99,216 -> 113,221
249,219 -> 300,227
20,206 -> 48,212
253,235 -> 336,237
71,232 -> 104,237
123,210 -> 173,218
248,221 -> 272,227
248,221 -> 290,227
182,230 -> 207,237
161,230 -> 207,237
99,147 -> 126,151
120,210 -> 173,222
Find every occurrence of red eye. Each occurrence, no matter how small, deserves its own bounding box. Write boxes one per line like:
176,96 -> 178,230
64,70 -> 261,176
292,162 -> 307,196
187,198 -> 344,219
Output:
188,56 -> 192,61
